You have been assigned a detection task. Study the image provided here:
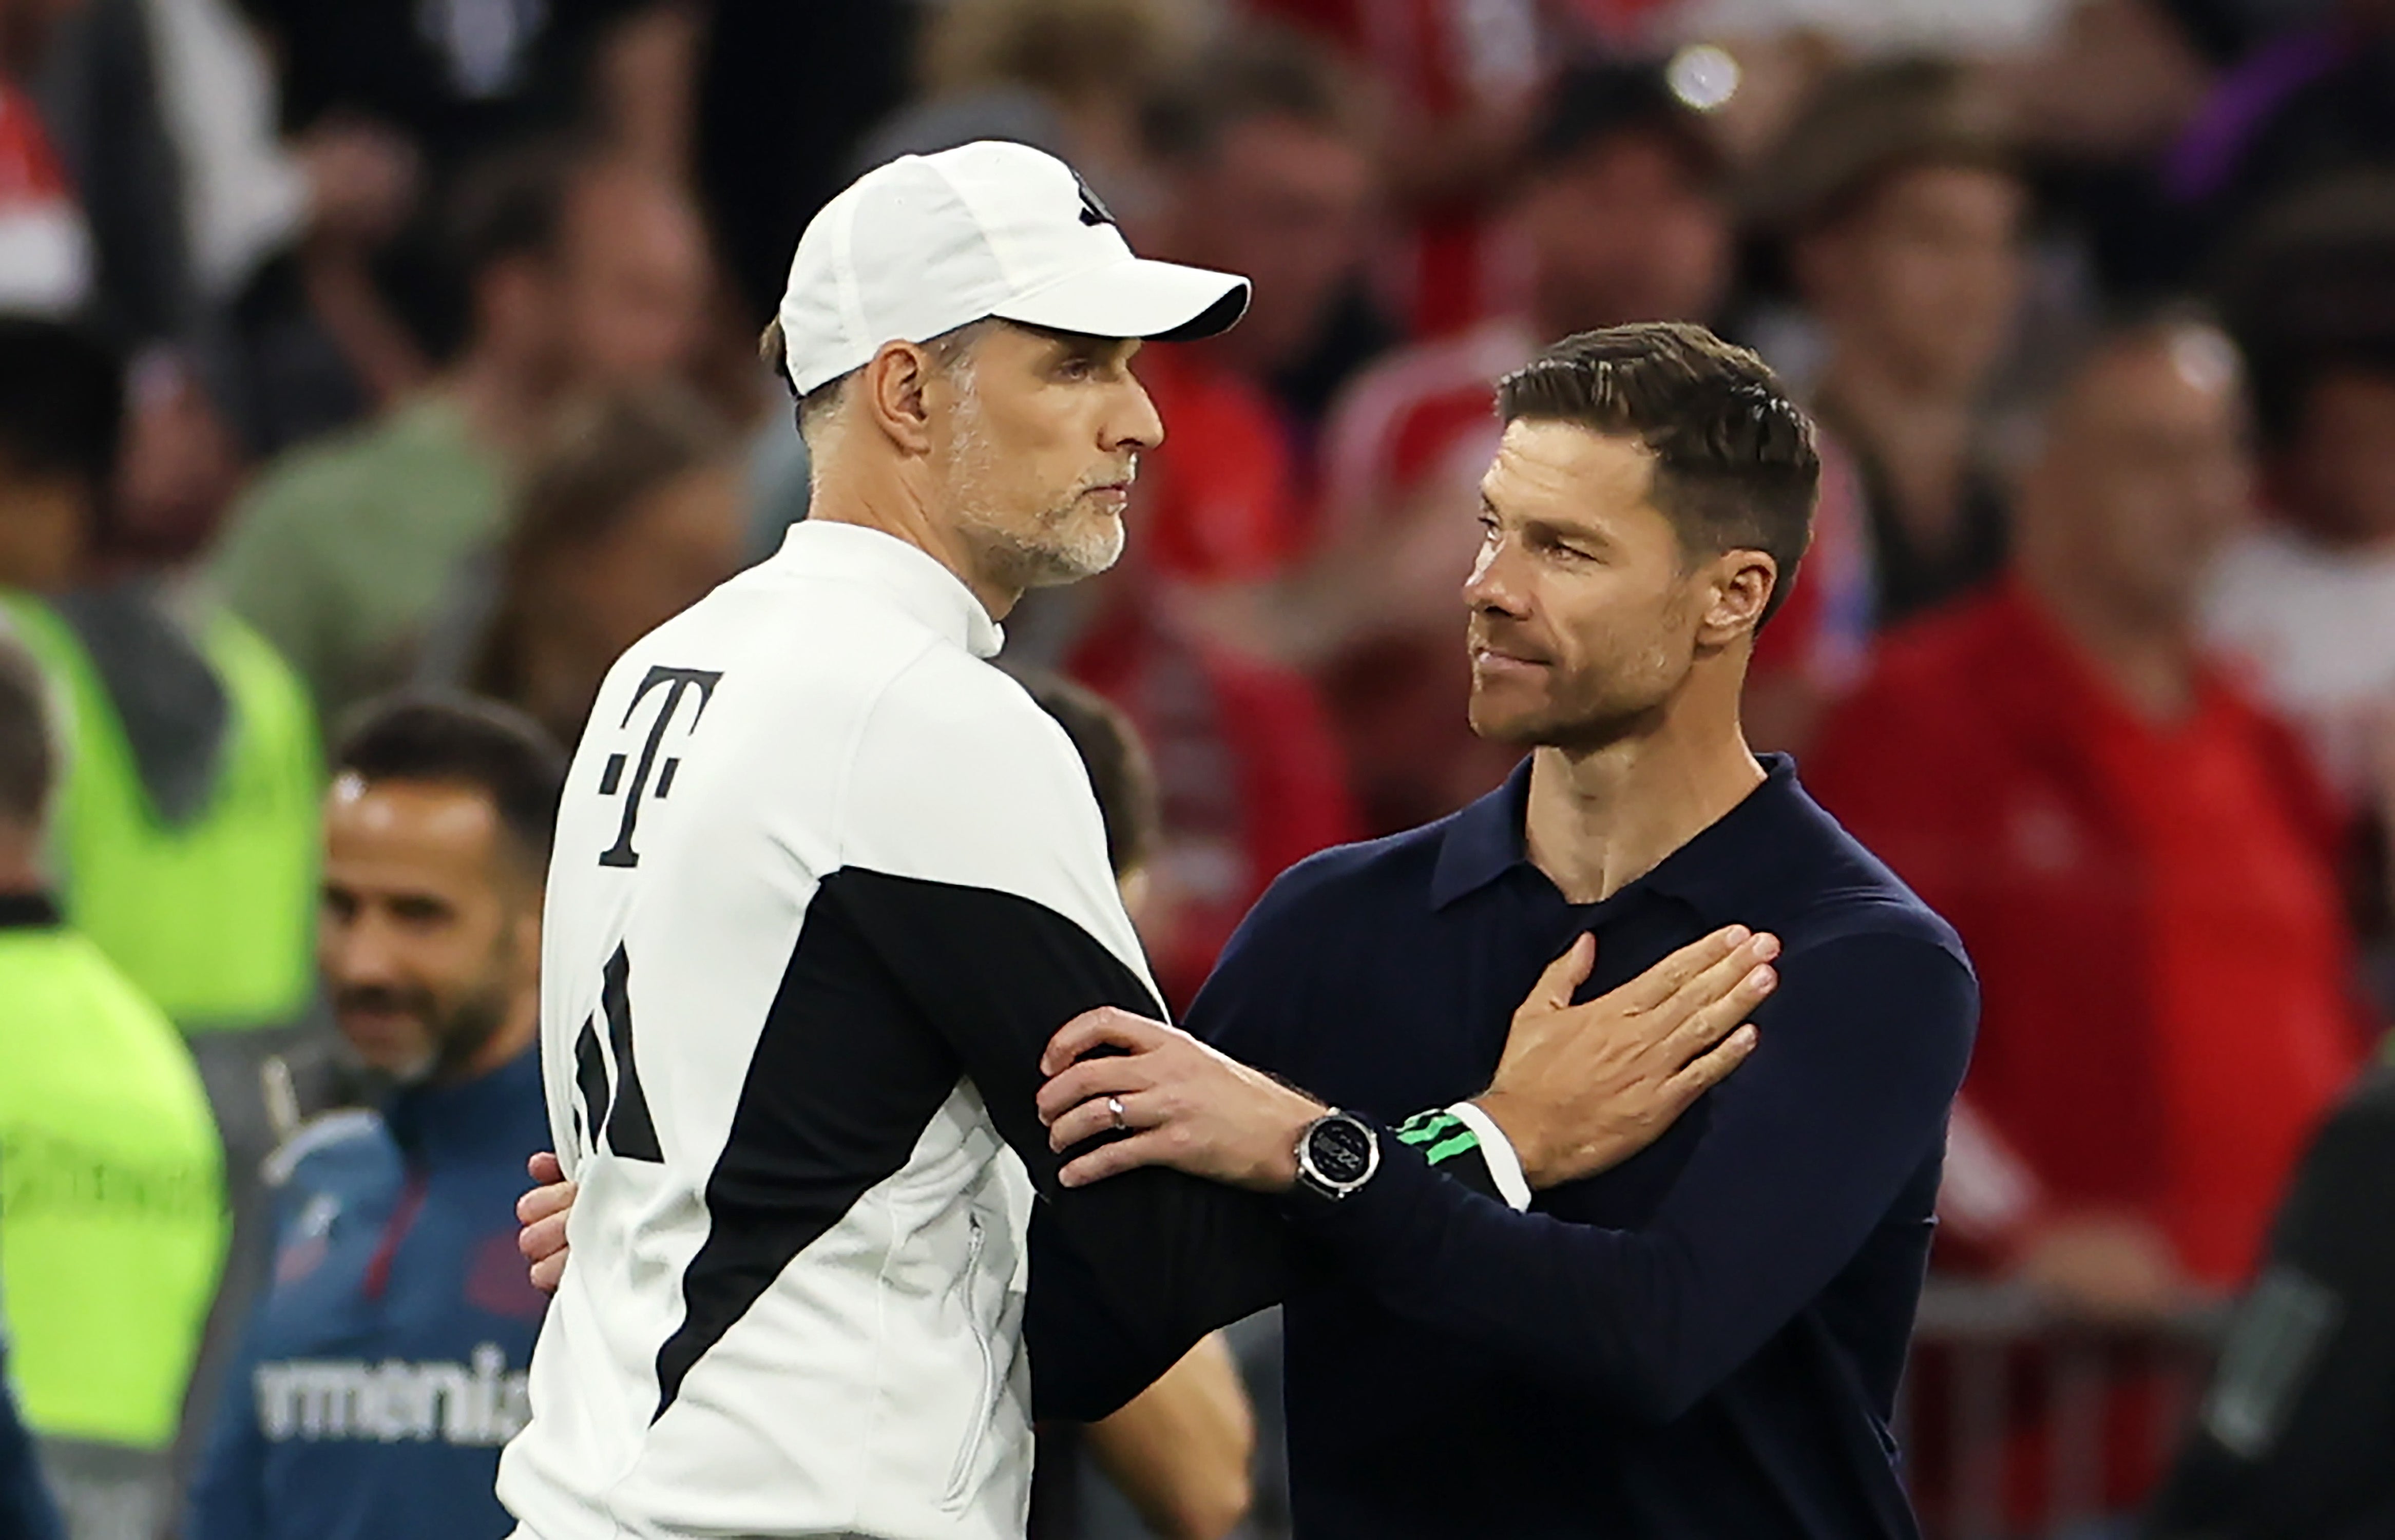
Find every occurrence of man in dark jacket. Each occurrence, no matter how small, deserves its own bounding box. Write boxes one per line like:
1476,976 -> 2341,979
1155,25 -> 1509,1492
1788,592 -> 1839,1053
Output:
188,696 -> 564,1540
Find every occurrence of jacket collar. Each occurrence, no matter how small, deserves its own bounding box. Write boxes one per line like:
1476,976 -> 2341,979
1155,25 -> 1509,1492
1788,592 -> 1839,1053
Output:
1430,753 -> 1802,914
769,519 -> 1005,660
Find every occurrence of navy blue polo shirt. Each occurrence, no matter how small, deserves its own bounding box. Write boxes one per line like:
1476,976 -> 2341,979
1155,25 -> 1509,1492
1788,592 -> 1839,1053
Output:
1185,754 -> 1978,1540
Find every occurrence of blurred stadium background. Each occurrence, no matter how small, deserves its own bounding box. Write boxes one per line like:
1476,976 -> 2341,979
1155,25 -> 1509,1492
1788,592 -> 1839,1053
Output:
5,0 -> 2395,1536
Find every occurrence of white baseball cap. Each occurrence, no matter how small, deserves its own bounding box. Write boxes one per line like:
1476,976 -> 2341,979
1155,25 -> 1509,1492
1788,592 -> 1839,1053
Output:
776,140 -> 1250,395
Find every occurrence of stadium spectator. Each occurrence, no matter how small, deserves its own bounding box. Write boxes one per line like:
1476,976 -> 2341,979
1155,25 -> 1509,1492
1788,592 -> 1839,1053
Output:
1753,56 -> 2029,630
0,316 -> 318,1481
2206,174 -> 2395,808
1246,0 -> 1654,337
1129,20 -> 1373,585
188,695 -> 563,1540
461,384 -> 743,750
1298,59 -> 1739,831
0,614 -> 226,1540
1806,316 -> 2368,1515
241,0 -> 691,184
916,0 -> 1202,214
210,139 -> 708,726
2142,1039 -> 2395,1540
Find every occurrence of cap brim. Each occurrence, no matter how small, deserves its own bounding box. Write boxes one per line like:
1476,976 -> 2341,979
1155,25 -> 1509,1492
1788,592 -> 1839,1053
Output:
991,257 -> 1250,344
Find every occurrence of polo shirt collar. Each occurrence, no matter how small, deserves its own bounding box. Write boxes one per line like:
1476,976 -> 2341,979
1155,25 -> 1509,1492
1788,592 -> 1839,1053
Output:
1430,752 -> 1801,912
772,519 -> 1005,660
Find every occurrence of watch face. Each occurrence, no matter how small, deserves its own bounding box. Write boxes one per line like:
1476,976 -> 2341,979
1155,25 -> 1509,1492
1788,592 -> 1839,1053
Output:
1309,1117 -> 1374,1186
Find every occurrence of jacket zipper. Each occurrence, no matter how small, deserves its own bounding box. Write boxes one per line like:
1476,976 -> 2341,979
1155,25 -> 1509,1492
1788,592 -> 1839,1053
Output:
942,1213 -> 998,1507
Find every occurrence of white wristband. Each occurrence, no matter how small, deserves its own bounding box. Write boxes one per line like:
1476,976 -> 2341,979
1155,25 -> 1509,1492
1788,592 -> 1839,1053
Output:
1447,1100 -> 1531,1212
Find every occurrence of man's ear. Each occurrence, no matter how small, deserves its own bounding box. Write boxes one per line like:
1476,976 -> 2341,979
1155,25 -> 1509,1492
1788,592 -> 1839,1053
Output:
1696,549 -> 1777,648
860,340 -> 937,455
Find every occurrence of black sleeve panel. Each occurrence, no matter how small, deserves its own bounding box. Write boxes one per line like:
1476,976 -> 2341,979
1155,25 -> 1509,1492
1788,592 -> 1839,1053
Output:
821,868 -> 1292,1420
653,884 -> 963,1416
2145,1069 -> 2395,1540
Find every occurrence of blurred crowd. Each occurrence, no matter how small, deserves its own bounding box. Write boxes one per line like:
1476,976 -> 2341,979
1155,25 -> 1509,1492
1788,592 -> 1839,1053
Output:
6,0 -> 2395,1537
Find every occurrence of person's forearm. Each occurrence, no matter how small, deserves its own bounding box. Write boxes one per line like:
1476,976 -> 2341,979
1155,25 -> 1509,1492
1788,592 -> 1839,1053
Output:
1083,1333 -> 1255,1540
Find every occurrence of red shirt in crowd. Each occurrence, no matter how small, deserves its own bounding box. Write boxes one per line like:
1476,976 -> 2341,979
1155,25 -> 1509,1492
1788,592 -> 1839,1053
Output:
1807,578 -> 2364,1291
1806,579 -> 2369,1519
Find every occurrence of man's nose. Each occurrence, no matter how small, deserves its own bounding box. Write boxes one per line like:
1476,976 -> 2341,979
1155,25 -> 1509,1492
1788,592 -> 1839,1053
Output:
1104,376 -> 1165,454
322,910 -> 400,988
1464,534 -> 1529,617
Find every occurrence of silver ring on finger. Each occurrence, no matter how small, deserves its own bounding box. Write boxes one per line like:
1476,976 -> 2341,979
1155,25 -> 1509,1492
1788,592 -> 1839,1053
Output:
1107,1094 -> 1128,1132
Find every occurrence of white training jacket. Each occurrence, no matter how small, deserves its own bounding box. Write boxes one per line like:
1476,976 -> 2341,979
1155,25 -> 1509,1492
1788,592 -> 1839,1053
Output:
496,521 -> 1283,1540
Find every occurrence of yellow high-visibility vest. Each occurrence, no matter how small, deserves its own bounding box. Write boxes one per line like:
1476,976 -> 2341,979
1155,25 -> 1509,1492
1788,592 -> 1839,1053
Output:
2,592 -> 319,1031
0,909 -> 227,1448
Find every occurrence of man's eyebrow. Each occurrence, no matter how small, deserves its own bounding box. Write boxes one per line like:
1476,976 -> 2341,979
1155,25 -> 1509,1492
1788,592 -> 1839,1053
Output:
1521,512 -> 1614,550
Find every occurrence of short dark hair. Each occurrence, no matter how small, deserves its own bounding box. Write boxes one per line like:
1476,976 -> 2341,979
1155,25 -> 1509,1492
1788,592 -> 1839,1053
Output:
0,629 -> 54,832
409,134 -> 597,361
1749,56 -> 2015,237
1142,20 -> 1356,167
447,136 -> 595,283
1008,668 -> 1158,880
1496,322 -> 1819,627
0,316 -> 124,494
2213,171 -> 2395,454
1527,59 -> 1722,185
333,694 -> 569,870
763,315 -> 1000,438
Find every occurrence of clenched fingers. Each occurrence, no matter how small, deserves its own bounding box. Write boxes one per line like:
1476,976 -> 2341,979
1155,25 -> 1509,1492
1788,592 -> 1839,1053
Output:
528,1150 -> 563,1186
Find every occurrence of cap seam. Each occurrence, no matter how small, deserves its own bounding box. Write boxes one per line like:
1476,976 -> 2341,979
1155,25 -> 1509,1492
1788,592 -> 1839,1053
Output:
828,188 -> 871,390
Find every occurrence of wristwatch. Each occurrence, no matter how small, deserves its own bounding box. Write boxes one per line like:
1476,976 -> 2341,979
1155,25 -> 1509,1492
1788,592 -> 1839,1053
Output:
1293,1109 -> 1379,1202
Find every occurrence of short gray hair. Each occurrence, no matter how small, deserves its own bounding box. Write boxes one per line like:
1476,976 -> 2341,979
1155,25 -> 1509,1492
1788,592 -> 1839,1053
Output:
0,627 -> 55,833
762,316 -> 1006,450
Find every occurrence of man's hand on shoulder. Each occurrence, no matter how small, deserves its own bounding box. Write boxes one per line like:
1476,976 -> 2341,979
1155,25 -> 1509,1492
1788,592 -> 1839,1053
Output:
1036,1009 -> 1327,1192
1473,926 -> 1776,1189
519,1151 -> 575,1294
